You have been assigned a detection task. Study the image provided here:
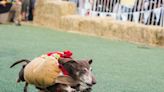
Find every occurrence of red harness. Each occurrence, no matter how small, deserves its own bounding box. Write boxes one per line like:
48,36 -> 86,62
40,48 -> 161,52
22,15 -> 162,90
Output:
59,64 -> 69,76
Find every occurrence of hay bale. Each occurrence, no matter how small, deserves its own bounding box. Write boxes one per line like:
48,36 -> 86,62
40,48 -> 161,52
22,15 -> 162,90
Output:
34,0 -> 76,28
60,15 -> 164,46
61,15 -> 114,36
102,20 -> 164,46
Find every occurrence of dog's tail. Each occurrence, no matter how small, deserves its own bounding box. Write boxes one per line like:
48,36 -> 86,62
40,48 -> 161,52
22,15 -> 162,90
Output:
10,59 -> 31,68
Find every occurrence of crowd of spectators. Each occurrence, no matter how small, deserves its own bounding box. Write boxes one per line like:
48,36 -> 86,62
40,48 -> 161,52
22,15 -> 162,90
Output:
0,0 -> 36,26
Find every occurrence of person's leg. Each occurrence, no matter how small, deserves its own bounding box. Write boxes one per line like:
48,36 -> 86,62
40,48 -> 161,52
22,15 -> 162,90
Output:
11,4 -> 22,25
27,9 -> 33,21
15,4 -> 22,25
21,1 -> 26,21
21,0 -> 28,21
22,0 -> 30,21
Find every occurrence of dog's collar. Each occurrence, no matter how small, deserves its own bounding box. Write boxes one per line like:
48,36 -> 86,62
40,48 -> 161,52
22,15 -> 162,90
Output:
59,64 -> 69,76
58,58 -> 78,76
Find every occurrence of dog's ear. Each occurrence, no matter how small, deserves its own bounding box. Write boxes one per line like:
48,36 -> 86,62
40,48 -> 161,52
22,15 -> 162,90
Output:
67,60 -> 78,64
88,59 -> 93,65
58,58 -> 77,65
59,58 -> 77,65
58,58 -> 71,65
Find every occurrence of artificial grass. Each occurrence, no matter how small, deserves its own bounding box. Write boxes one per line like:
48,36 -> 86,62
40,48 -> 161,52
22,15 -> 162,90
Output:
0,24 -> 164,92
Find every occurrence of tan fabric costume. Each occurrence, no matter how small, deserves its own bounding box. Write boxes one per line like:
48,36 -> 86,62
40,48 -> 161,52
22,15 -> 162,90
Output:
24,55 -> 61,88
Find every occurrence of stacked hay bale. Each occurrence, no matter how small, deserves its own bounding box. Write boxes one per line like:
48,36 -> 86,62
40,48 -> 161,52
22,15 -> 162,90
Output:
60,15 -> 115,36
34,0 -> 76,29
103,21 -> 164,46
61,15 -> 164,46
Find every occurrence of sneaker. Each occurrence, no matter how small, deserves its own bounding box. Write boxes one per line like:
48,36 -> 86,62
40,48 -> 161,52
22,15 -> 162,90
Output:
15,23 -> 21,26
15,21 -> 21,26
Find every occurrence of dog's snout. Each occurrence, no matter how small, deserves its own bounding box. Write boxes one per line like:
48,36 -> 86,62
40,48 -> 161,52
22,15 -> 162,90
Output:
92,75 -> 96,85
86,83 -> 92,86
86,81 -> 96,87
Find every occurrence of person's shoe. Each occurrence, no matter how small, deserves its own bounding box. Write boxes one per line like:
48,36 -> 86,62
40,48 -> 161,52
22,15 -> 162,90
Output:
15,21 -> 21,26
16,23 -> 21,26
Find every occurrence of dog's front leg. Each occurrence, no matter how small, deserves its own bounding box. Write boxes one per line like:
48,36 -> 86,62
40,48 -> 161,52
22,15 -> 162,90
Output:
24,82 -> 28,92
38,90 -> 46,92
38,89 -> 50,92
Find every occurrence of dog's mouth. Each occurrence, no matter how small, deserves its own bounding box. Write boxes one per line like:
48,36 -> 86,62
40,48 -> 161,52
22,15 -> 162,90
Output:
73,82 -> 93,92
82,87 -> 92,92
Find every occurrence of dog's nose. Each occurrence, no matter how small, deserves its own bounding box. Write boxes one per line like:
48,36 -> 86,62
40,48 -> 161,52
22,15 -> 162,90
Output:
72,90 -> 76,92
92,80 -> 96,85
92,81 -> 96,85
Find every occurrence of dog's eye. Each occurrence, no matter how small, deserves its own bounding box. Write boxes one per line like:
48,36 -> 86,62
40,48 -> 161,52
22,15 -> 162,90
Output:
80,70 -> 85,73
76,71 -> 80,75
80,68 -> 87,73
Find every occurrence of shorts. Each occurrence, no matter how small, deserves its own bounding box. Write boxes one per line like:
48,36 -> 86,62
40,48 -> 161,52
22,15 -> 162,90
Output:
21,0 -> 30,12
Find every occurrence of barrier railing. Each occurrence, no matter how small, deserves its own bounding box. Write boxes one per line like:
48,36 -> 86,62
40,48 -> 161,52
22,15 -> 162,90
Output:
70,0 -> 164,27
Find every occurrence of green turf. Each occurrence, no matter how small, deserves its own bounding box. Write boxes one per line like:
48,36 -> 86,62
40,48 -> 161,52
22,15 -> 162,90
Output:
0,24 -> 164,92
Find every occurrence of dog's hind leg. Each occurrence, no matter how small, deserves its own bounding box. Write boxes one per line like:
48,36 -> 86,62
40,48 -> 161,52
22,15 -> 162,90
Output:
16,65 -> 26,83
24,82 -> 28,92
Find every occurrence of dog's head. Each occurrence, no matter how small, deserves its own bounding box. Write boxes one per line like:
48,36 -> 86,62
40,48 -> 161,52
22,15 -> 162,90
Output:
76,59 -> 96,91
58,58 -> 96,91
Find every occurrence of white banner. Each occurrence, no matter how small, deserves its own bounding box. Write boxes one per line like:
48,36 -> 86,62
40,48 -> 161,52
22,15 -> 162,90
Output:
110,13 -> 116,19
121,13 -> 128,21
144,11 -> 151,24
84,0 -> 91,10
153,8 -> 162,24
133,12 -> 140,23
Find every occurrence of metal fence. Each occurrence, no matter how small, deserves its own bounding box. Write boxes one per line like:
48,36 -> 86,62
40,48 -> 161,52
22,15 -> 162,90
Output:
70,0 -> 164,27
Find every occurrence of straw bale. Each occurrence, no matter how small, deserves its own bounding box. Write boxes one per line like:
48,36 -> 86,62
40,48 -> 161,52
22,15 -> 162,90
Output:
34,0 -> 76,28
60,15 -> 164,46
60,15 -> 114,35
102,20 -> 164,46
